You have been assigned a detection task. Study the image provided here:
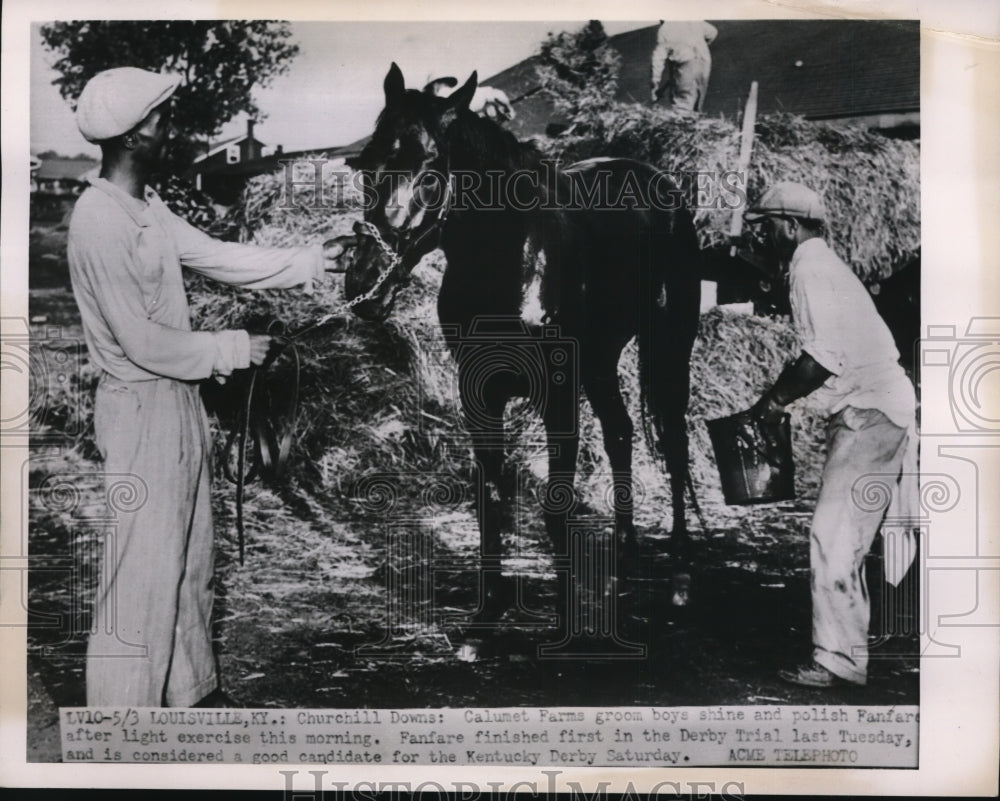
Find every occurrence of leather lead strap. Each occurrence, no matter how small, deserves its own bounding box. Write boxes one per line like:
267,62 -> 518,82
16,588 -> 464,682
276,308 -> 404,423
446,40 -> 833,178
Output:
223,328 -> 303,565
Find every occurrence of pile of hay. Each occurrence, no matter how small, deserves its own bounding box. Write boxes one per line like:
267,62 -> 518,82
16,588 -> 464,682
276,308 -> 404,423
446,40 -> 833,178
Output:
219,155 -> 366,247
186,181 -> 468,520
541,108 -> 920,281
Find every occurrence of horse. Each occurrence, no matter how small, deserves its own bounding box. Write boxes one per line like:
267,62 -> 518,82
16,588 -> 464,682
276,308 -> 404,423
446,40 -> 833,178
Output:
342,63 -> 702,627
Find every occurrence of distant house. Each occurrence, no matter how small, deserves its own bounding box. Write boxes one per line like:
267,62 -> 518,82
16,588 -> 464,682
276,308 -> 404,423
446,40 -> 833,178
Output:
30,155 -> 99,222
188,119 -> 281,204
32,157 -> 98,196
186,118 -> 362,206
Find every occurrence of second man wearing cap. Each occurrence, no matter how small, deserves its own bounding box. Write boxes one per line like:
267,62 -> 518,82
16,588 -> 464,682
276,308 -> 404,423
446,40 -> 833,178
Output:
745,181 -> 917,689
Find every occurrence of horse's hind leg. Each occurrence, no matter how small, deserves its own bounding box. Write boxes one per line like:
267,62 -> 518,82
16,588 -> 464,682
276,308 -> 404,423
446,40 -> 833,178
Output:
665,363 -> 690,538
665,270 -> 701,543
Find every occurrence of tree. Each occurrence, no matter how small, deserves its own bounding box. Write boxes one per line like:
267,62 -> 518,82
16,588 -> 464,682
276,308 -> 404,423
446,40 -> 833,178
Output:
40,21 -> 300,171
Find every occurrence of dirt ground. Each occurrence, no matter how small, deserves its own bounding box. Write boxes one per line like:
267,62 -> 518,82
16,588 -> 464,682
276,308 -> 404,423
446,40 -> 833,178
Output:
23,225 -> 919,762
26,470 -> 920,762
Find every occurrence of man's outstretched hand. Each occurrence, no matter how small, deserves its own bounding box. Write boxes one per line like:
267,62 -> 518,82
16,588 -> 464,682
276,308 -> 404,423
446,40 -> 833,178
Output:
322,234 -> 359,273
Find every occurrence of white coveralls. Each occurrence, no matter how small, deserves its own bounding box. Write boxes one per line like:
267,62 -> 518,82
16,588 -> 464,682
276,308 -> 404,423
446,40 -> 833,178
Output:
788,238 -> 917,684
68,176 -> 324,706
651,21 -> 718,112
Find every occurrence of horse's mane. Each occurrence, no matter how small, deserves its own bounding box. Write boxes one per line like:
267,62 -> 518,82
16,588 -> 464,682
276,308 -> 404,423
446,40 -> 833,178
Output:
446,109 -> 543,174
445,110 -> 582,319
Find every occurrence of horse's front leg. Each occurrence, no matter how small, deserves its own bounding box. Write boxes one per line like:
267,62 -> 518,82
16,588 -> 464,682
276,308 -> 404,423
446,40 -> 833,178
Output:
542,384 -> 580,630
463,382 -> 516,623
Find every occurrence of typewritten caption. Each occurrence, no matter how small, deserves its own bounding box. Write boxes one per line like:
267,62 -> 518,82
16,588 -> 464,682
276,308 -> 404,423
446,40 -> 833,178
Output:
60,706 -> 918,767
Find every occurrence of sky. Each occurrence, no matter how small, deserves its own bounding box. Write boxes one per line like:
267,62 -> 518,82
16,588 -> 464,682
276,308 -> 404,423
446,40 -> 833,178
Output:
30,20 -> 648,157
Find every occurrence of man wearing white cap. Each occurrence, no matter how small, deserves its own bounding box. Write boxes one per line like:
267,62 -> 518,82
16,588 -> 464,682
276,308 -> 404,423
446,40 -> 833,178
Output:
69,67 -> 343,707
745,181 -> 917,688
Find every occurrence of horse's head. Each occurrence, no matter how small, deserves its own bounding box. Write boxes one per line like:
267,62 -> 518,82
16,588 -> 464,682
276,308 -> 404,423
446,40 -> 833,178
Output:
344,62 -> 478,321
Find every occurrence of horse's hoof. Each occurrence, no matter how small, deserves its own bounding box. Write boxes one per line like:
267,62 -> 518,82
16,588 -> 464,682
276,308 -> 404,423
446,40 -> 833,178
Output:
456,640 -> 481,662
671,572 -> 692,607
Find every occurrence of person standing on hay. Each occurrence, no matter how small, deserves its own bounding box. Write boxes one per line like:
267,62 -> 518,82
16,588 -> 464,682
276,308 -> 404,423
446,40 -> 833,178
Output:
651,20 -> 717,113
68,67 -> 344,708
745,182 -> 917,688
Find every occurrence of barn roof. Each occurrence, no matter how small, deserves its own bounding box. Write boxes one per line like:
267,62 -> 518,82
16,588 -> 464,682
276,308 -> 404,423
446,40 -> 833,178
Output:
494,19 -> 919,139
698,19 -> 919,119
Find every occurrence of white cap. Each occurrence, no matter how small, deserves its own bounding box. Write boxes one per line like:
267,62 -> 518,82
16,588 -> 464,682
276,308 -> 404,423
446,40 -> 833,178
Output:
745,181 -> 827,222
76,67 -> 180,143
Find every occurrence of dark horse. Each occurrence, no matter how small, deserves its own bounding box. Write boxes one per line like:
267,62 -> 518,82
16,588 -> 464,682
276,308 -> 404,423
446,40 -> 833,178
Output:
344,64 -> 701,628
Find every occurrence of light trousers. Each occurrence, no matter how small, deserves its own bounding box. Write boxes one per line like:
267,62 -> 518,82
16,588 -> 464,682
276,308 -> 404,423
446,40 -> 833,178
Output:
811,406 -> 909,684
86,373 -> 217,706
656,57 -> 710,112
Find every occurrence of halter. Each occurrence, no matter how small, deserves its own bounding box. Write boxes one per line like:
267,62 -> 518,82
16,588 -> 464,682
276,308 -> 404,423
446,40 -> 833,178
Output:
296,162 -> 455,327
355,156 -> 454,286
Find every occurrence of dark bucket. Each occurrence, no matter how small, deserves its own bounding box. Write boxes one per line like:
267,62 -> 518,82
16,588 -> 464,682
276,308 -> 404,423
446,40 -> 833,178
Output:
707,409 -> 795,505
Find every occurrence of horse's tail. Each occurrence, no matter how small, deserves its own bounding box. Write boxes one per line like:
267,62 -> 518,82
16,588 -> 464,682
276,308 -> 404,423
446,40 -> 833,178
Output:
637,206 -> 702,534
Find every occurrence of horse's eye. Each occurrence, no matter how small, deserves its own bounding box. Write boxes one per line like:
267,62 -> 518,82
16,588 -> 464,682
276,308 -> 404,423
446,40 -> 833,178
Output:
394,142 -> 414,159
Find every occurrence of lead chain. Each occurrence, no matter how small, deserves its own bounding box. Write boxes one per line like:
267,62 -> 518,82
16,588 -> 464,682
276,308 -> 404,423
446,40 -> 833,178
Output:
341,220 -> 402,310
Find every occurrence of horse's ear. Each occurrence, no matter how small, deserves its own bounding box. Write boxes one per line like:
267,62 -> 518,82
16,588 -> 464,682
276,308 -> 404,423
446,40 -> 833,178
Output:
424,76 -> 458,96
384,62 -> 406,107
447,71 -> 478,111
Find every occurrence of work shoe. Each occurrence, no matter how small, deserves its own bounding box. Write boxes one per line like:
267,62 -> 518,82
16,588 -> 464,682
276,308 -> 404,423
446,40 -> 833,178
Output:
778,661 -> 865,688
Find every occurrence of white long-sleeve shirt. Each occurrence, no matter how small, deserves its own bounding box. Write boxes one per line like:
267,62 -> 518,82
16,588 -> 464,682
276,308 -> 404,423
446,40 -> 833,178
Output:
789,237 -> 915,428
68,176 -> 324,382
